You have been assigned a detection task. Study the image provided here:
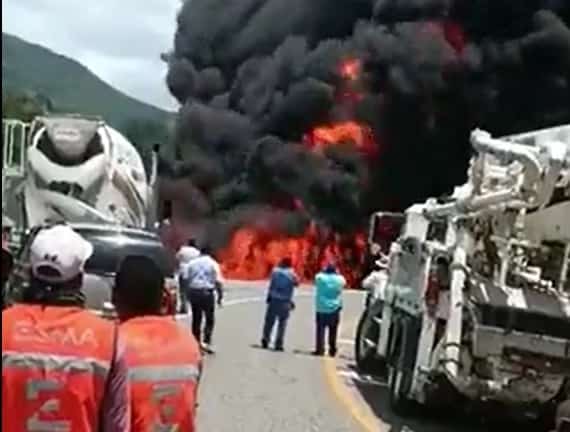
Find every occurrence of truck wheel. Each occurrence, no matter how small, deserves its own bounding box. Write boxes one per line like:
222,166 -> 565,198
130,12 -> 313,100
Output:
555,400 -> 570,432
387,321 -> 413,415
355,301 -> 385,374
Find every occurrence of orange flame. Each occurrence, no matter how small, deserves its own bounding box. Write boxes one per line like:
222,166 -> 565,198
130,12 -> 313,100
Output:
218,223 -> 366,287
303,120 -> 378,157
340,58 -> 362,81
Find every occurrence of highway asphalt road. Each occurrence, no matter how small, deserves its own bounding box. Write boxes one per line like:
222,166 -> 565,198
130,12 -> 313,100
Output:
195,281 -> 539,432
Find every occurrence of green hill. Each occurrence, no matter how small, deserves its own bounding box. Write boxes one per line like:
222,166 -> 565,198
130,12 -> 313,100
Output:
2,33 -> 172,129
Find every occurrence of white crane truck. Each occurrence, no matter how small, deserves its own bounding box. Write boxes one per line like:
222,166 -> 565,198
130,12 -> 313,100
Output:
355,125 -> 569,430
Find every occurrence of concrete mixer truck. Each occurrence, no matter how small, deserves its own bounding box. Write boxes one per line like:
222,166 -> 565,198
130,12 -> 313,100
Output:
1,114 -> 191,325
2,114 -> 159,232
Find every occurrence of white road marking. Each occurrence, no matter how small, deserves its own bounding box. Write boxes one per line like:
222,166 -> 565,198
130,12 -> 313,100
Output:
224,296 -> 265,306
337,370 -> 386,387
338,339 -> 355,346
223,292 -> 314,306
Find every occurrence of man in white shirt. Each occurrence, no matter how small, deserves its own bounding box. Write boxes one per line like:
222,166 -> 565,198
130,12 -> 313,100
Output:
184,245 -> 224,353
176,239 -> 201,312
177,239 -> 201,270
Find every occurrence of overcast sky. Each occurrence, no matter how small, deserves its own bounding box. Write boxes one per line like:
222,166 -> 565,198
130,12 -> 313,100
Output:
2,0 -> 181,111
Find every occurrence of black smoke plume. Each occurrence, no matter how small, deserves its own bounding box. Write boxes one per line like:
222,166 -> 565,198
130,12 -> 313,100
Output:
161,0 -> 570,251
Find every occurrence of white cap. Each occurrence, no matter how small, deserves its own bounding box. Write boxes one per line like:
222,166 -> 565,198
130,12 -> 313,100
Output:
30,225 -> 94,283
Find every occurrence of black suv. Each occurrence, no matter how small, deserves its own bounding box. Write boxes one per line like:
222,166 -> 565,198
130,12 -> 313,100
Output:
8,223 -> 176,315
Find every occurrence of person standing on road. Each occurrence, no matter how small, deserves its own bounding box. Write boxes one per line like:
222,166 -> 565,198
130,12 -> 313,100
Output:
261,257 -> 299,351
313,262 -> 346,357
177,239 -> 201,312
2,225 -> 130,432
114,255 -> 202,432
185,245 -> 224,354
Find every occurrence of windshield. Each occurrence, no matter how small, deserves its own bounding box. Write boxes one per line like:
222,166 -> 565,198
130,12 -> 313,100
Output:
76,227 -> 174,277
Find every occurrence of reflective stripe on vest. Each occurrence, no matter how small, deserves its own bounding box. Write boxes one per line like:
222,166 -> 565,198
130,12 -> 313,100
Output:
3,351 -> 111,379
129,365 -> 200,383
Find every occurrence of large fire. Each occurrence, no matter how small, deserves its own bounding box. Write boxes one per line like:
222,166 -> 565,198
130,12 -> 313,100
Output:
219,223 -> 366,288
215,57 -> 376,288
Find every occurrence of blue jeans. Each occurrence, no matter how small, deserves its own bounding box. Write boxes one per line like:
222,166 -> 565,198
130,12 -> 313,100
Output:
262,299 -> 291,349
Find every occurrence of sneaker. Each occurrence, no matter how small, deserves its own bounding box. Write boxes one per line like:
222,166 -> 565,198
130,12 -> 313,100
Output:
201,343 -> 215,354
261,340 -> 269,349
312,351 -> 325,357
274,346 -> 284,352
329,349 -> 337,358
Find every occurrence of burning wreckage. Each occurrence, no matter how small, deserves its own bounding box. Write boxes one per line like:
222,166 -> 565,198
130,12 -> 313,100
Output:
356,125 -> 570,427
161,0 -> 570,285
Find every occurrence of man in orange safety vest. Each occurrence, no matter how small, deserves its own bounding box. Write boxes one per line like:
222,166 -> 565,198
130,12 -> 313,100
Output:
2,224 -> 130,431
114,254 -> 202,431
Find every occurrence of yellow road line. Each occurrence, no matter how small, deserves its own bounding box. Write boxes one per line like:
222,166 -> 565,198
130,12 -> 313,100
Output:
322,320 -> 379,432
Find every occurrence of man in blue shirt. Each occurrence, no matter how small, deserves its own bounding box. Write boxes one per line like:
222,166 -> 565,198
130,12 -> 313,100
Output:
313,263 -> 346,357
261,257 -> 299,351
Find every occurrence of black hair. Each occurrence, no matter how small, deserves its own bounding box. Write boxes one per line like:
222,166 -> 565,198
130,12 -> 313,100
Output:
114,255 -> 165,317
187,238 -> 198,247
279,257 -> 292,268
25,272 -> 84,306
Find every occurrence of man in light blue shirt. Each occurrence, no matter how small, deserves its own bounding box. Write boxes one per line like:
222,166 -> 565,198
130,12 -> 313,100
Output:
313,263 -> 346,357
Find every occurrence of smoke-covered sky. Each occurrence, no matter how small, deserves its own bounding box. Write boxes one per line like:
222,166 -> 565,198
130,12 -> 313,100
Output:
162,0 -> 570,250
2,0 -> 180,110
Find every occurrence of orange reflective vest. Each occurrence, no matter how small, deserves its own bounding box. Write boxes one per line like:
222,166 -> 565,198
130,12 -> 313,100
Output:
120,316 -> 201,432
2,304 -> 117,432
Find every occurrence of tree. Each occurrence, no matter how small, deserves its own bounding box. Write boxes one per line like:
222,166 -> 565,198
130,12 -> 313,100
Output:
2,91 -> 52,122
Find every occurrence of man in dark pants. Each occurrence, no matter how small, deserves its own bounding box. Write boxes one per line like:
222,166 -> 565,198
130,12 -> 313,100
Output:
313,263 -> 346,357
184,246 -> 224,354
261,258 -> 299,351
